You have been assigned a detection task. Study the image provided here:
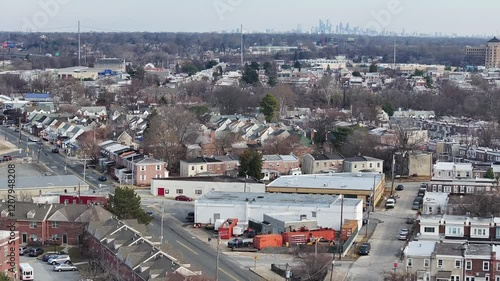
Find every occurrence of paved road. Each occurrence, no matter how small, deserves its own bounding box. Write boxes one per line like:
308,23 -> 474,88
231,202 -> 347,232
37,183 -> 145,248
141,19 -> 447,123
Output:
143,201 -> 264,281
346,182 -> 422,281
1,125 -> 105,190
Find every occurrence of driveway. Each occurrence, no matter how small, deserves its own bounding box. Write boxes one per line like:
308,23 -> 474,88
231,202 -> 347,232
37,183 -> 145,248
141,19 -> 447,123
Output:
20,256 -> 82,281
346,182 -> 422,281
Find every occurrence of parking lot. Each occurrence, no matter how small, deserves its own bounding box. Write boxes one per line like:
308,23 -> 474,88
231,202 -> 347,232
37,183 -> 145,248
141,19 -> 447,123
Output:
20,256 -> 83,281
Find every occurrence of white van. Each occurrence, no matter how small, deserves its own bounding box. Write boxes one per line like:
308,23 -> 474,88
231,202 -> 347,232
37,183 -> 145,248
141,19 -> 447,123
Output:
385,198 -> 395,209
19,263 -> 34,280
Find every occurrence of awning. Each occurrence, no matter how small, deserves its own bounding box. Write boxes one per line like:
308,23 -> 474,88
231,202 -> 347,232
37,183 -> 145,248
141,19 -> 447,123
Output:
436,271 -> 452,280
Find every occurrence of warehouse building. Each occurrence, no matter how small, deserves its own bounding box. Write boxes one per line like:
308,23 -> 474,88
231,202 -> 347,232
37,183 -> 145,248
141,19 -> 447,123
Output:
0,175 -> 89,198
266,172 -> 385,208
194,191 -> 363,231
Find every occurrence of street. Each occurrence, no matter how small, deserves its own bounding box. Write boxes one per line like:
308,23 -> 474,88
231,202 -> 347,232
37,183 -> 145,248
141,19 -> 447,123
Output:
346,182 -> 421,281
144,200 -> 265,281
1,125 -> 104,190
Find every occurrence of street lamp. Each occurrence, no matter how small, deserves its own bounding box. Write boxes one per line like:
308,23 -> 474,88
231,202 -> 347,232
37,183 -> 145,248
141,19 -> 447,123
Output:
329,260 -> 335,281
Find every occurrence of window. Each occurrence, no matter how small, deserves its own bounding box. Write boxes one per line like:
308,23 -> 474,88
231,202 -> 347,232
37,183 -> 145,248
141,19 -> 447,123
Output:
52,221 -> 59,228
455,260 -> 461,269
354,164 -> 357,169
438,259 -> 443,268
30,234 -> 37,241
497,262 -> 500,271
369,163 -> 372,168
407,258 -> 413,267
156,165 -> 161,171
424,259 -> 430,268
30,222 -> 37,229
140,175 -> 145,181
312,211 -> 317,218
467,186 -> 475,193
195,190 -> 202,195
377,163 -> 380,168
466,260 -> 472,270
424,227 -> 435,233
64,199 -> 69,204
451,276 -> 460,281
473,228 -> 488,236
51,234 -> 58,240
176,189 -> 183,194
191,166 -> 194,170
444,186 -> 451,193
484,261 -> 490,271
140,165 -> 145,171
465,276 -> 475,281
428,207 -> 433,213
496,276 -> 500,281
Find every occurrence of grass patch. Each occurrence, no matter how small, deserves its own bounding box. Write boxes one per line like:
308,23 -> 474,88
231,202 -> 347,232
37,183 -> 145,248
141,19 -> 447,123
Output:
41,245 -> 65,253
68,247 -> 86,263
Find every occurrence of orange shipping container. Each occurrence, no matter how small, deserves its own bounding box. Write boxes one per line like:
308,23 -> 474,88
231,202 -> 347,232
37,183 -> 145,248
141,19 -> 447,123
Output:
253,234 -> 283,250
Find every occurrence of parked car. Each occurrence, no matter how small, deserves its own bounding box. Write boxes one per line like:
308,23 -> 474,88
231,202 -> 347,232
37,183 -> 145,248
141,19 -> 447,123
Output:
406,216 -> 416,224
418,190 -> 426,197
385,198 -> 395,209
51,148 -> 59,153
43,253 -> 59,262
400,229 -> 409,235
227,238 -> 252,248
53,263 -> 77,272
398,233 -> 408,240
28,247 -> 43,257
412,201 -> 421,210
175,195 -> 193,201
185,212 -> 194,222
19,246 -> 29,256
98,176 -> 107,182
395,184 -> 404,191
2,155 -> 12,161
146,211 -> 154,217
358,243 -> 371,255
48,255 -> 71,265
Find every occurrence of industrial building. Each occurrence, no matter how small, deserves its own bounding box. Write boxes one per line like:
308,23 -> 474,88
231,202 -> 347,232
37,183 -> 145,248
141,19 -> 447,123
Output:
150,176 -> 265,199
194,191 -> 363,231
0,175 -> 89,198
266,172 -> 385,208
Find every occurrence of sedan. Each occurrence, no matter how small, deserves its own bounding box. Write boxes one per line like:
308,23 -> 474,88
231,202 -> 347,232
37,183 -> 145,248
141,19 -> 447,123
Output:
19,246 -> 29,256
53,263 -> 77,272
400,228 -> 409,235
398,233 -> 408,240
175,195 -> 193,201
395,184 -> 404,191
51,148 -> 59,153
98,176 -> 107,182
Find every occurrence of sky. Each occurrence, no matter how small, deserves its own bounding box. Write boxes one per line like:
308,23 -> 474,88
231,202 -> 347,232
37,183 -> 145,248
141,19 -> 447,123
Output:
1,0 -> 499,37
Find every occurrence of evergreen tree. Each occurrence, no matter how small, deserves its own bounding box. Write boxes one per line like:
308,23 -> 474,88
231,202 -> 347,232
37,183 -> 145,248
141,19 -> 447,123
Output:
239,149 -> 263,179
260,94 -> 279,122
485,168 -> 495,179
107,186 -> 152,224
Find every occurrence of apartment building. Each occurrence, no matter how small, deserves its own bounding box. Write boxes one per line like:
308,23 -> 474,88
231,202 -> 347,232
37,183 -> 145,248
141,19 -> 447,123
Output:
301,153 -> 344,174
486,37 -> 500,69
343,156 -> 383,173
0,230 -> 19,279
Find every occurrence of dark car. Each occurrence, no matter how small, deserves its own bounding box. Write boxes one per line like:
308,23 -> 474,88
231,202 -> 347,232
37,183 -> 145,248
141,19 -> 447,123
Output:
2,155 -> 12,161
185,212 -> 194,222
28,247 -> 44,257
51,148 -> 59,153
227,238 -> 252,248
146,211 -> 154,217
358,243 -> 371,255
418,190 -> 426,197
98,176 -> 107,182
42,253 -> 59,262
175,195 -> 193,202
395,184 -> 404,191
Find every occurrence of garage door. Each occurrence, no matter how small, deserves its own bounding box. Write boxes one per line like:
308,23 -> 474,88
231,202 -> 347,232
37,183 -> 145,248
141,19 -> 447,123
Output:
158,188 -> 165,196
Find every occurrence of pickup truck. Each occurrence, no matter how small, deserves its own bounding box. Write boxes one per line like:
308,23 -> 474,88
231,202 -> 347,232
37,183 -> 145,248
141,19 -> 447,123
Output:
227,238 -> 253,248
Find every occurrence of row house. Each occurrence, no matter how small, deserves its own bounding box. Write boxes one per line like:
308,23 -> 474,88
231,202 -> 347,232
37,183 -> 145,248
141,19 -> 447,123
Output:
427,179 -> 496,195
343,156 -> 384,173
301,153 -> 345,174
0,230 -> 19,280
433,162 -> 473,179
0,202 -> 112,246
99,141 -> 168,186
179,155 -> 239,178
417,214 -> 500,242
261,154 -> 300,181
85,218 -> 200,281
76,106 -> 107,119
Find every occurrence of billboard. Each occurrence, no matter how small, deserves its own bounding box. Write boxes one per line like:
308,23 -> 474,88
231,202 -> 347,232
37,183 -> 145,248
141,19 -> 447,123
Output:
2,41 -> 15,49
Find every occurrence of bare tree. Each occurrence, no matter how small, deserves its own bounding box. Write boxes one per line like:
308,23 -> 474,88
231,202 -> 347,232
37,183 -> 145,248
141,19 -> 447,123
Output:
262,135 -> 301,155
477,122 -> 499,149
292,245 -> 332,281
209,86 -> 249,115
455,192 -> 500,217
271,84 -> 296,118
143,106 -> 199,173
214,131 -> 239,155
29,71 -> 54,93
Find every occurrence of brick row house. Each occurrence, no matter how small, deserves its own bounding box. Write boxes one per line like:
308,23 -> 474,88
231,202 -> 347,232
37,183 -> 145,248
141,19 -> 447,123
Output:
0,202 -> 112,246
404,240 -> 500,281
0,230 -> 19,280
99,140 -> 168,186
300,154 -> 384,175
85,218 -> 199,281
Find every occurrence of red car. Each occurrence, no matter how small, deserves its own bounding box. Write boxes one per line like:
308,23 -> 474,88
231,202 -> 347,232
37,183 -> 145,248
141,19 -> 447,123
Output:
2,155 -> 12,161
175,195 -> 193,201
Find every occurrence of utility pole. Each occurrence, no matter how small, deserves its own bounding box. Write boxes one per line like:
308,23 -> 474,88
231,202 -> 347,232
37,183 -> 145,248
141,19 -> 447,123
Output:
393,39 -> 396,70
366,175 -> 376,237
160,201 -> 164,244
216,233 -> 220,281
240,24 -> 244,67
390,153 -> 396,196
337,193 -> 344,260
83,154 -> 87,183
244,172 -> 247,192
78,21 -> 81,66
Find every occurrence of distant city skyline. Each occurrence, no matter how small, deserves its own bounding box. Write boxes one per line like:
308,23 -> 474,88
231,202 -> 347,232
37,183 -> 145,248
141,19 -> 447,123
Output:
1,0 -> 500,38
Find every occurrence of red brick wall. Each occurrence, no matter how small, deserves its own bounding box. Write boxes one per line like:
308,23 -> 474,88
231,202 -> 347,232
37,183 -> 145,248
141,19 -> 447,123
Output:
135,163 -> 166,186
0,219 -> 45,245
46,222 -> 86,245
0,233 -> 19,279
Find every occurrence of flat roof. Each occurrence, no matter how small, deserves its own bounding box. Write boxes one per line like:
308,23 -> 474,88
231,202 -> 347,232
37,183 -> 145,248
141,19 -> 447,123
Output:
406,240 -> 436,256
267,172 -> 384,191
265,213 -> 318,223
197,191 -> 361,207
423,192 -> 449,204
152,176 -> 263,184
0,175 -> 88,190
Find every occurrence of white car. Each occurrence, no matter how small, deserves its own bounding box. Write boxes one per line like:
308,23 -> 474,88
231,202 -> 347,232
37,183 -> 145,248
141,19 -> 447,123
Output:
53,263 -> 77,272
48,255 -> 71,265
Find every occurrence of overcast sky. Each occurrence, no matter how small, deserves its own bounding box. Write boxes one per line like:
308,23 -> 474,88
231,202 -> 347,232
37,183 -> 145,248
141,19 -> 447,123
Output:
1,0 -> 499,37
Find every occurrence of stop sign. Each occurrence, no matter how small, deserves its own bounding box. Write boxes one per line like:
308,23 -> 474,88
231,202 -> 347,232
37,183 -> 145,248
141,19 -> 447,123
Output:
394,262 -> 398,268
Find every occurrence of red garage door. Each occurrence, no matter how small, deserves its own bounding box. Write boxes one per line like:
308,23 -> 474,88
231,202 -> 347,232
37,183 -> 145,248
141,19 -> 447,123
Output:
157,188 -> 165,196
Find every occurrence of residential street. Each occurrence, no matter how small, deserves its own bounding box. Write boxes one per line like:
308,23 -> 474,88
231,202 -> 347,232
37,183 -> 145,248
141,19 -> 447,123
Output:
346,182 -> 422,281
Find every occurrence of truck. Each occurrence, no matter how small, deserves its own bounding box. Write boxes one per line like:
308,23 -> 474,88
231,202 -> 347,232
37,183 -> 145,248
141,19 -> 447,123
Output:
253,234 -> 283,250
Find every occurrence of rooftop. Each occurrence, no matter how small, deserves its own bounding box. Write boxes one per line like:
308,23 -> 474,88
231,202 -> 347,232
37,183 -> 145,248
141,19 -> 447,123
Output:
0,175 -> 88,190
264,213 -> 318,223
465,244 -> 492,256
405,240 -> 436,256
267,172 -> 384,191
423,192 -> 449,205
435,242 -> 465,256
197,191 -> 361,208
311,153 -> 344,161
152,176 -> 262,184
344,156 -> 382,162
